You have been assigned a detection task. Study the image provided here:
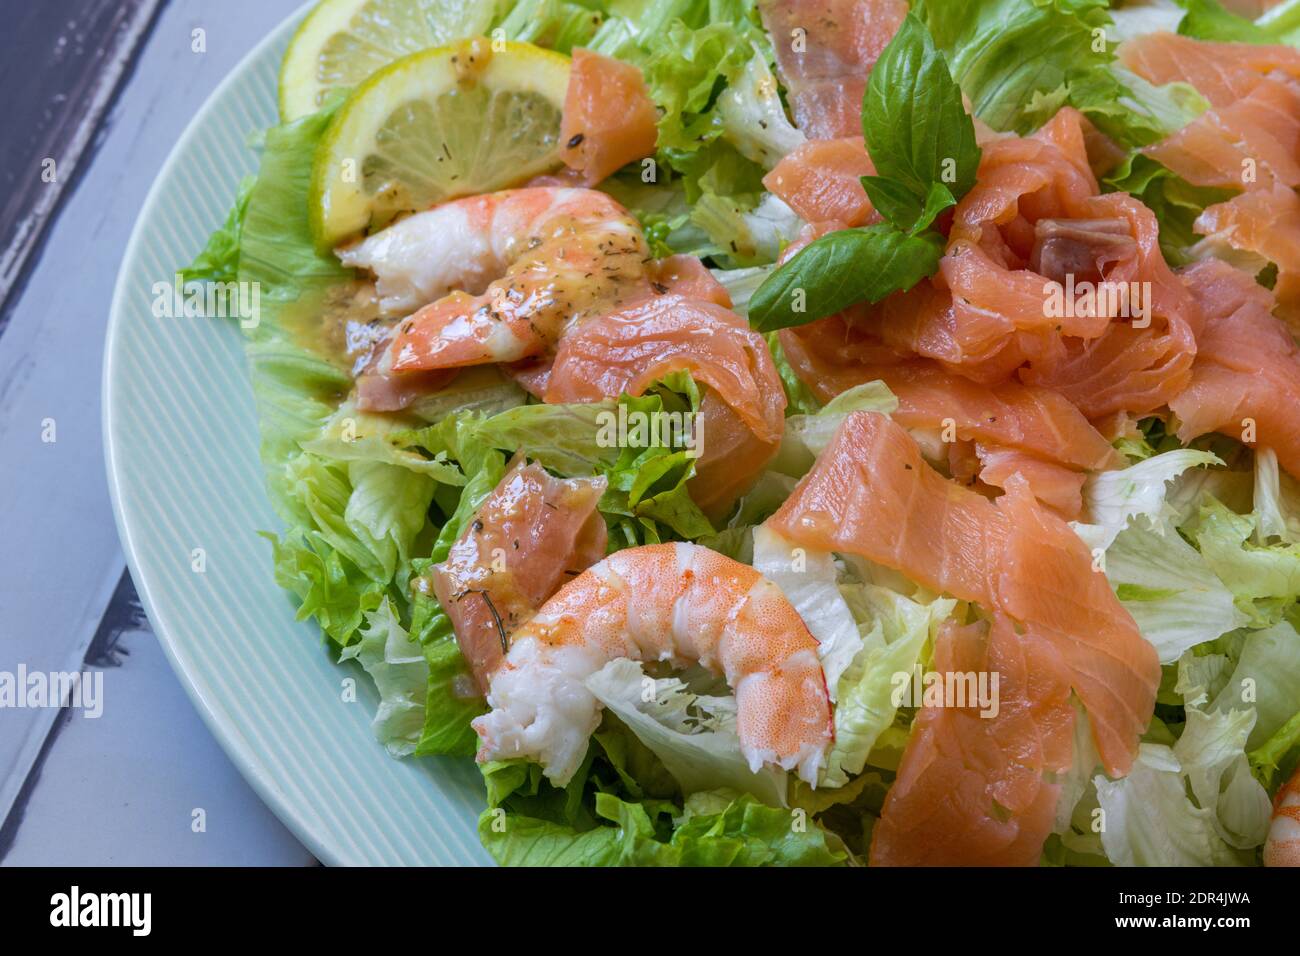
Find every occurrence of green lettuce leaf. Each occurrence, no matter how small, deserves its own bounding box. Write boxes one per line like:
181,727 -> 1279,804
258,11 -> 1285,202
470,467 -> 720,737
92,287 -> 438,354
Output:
715,47 -> 806,168
584,658 -> 787,804
763,330 -> 821,416
472,375 -> 714,540
913,0 -> 1113,133
1209,620 -> 1300,748
1060,63 -> 1209,149
1094,741 -> 1258,866
1253,447 -> 1300,544
1076,449 -> 1224,552
1257,0 -> 1300,45
496,0 -> 608,53
1249,707 -> 1300,789
772,381 -> 898,476
1188,499 -> 1300,622
480,789 -> 845,866
1102,520 -> 1246,663
1174,705 -> 1273,849
824,586 -> 956,789
181,175 -> 255,284
1177,0 -> 1279,43
588,0 -> 799,263
1103,155 -> 1237,265
339,597 -> 431,756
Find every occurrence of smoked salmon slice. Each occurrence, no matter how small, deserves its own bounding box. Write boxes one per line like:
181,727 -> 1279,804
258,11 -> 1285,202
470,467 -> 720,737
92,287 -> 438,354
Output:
646,254 -> 734,308
1122,32 -> 1300,207
559,49 -> 659,186
430,460 -> 608,692
1170,259 -> 1300,478
505,254 -> 732,398
778,325 -> 1118,472
774,107 -> 1204,426
767,411 -> 1160,781
1143,78 -> 1300,192
975,445 -> 1087,521
1119,32 -> 1300,110
546,293 -> 786,517
869,613 -> 1076,866
758,0 -> 907,139
762,138 -> 880,226
1194,184 -> 1300,330
1018,192 -> 1203,420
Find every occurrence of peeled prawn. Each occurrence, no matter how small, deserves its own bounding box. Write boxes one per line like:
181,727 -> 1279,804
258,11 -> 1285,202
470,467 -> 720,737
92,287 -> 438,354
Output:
338,187 -> 651,371
428,459 -> 608,693
1265,765 -> 1300,867
472,542 -> 833,786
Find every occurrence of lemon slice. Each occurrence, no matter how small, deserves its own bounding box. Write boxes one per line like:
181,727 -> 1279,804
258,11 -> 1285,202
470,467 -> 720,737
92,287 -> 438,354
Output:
279,0 -> 497,121
309,39 -> 570,250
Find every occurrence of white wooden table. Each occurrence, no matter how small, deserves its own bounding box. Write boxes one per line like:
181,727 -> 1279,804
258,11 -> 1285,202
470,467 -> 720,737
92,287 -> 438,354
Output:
0,0 -> 316,866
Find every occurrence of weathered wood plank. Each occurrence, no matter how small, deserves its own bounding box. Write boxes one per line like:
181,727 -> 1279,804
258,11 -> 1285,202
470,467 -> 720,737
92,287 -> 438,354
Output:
0,0 -> 163,325
0,0 -> 315,864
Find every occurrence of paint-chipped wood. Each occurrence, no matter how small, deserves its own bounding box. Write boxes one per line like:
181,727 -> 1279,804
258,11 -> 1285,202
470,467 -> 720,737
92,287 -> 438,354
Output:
0,0 -> 163,326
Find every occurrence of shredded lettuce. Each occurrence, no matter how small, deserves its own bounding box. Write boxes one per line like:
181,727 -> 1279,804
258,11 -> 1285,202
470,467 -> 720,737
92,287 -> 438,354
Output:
478,711 -> 844,866
587,0 -> 798,263
1094,734 -> 1262,866
1188,499 -> 1300,623
824,587 -> 956,789
1208,621 -> 1300,748
772,381 -> 899,477
496,0 -> 608,53
480,788 -> 845,865
181,175 -> 255,284
584,659 -> 787,804
715,47 -> 806,168
469,374 -> 714,542
1176,0 -> 1282,43
340,597 -> 431,757
1103,155 -> 1238,265
752,526 -> 863,695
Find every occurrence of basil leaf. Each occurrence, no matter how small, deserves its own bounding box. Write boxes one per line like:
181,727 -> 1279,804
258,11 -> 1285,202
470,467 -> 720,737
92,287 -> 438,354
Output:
861,13 -> 980,220
747,226 -> 945,332
863,177 -> 958,235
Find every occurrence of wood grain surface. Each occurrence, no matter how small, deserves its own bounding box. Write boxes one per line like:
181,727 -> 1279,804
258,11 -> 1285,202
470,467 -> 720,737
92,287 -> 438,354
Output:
0,0 -> 315,866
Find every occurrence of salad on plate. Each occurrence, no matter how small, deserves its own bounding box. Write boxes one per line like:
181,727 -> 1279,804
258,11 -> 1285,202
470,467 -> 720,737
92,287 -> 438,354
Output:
182,0 -> 1300,866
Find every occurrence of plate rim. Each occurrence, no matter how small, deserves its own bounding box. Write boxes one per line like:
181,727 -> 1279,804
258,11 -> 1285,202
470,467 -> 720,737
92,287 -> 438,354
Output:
101,0 -> 361,867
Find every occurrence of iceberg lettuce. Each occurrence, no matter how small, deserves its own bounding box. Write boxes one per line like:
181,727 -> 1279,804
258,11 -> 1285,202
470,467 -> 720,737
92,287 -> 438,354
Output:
1074,449 -> 1222,552
1094,740 -> 1259,866
584,658 -> 787,804
1209,621 -> 1300,748
1103,519 -> 1246,662
772,381 -> 899,477
1254,447 -> 1300,544
752,526 -> 863,695
716,47 -> 806,168
1074,450 -> 1244,660
340,598 -> 431,757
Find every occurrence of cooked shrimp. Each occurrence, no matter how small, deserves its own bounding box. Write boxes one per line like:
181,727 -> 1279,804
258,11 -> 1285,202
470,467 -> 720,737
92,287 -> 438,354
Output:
1264,765 -> 1300,867
427,459 -> 608,694
472,542 -> 833,786
337,187 -> 651,371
